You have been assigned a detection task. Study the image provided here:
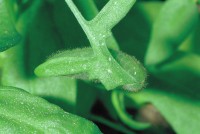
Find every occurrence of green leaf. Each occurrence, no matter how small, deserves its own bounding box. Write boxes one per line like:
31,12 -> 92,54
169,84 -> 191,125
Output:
140,0 -> 200,92
145,0 -> 198,67
127,88 -> 200,134
89,0 -> 136,31
15,0 -> 43,34
35,47 -> 147,91
0,86 -> 101,133
35,48 -> 96,78
0,0 -> 78,112
0,0 -> 20,51
76,81 -> 98,117
0,0 -> 97,114
61,0 -> 147,91
113,1 -> 163,62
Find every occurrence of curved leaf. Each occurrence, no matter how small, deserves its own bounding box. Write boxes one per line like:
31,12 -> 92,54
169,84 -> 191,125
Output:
0,0 -> 20,51
35,48 -> 96,78
127,88 -> 200,134
145,0 -> 198,66
0,86 -> 101,134
35,48 -> 147,91
63,0 -> 146,91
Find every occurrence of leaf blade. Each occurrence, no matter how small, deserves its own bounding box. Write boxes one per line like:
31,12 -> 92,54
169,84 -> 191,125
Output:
0,0 -> 21,51
127,88 -> 200,134
0,86 -> 101,134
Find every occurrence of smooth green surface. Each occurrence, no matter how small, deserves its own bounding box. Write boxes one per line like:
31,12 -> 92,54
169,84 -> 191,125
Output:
143,0 -> 200,92
145,0 -> 198,67
0,0 -> 20,51
0,86 -> 101,134
127,88 -> 200,134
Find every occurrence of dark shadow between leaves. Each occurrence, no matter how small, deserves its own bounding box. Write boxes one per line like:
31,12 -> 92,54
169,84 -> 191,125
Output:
41,96 -> 75,113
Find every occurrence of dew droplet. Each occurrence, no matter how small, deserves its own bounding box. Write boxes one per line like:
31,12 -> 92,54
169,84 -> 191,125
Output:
83,64 -> 87,70
101,42 -> 106,46
114,2 -> 117,5
134,72 -> 137,75
108,57 -> 112,61
107,69 -> 112,74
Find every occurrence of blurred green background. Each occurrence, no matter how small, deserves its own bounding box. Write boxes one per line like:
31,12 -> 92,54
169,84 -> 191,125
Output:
0,0 -> 200,133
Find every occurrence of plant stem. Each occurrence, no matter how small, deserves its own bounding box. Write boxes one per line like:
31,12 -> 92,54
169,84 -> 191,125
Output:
89,114 -> 135,134
73,0 -> 98,21
64,0 -> 144,90
73,0 -> 119,50
111,90 -> 151,130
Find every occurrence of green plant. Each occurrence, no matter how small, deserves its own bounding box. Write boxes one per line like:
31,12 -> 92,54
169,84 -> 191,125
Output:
0,0 -> 20,51
1,0 -> 200,134
0,86 -> 101,133
35,0 -> 147,92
